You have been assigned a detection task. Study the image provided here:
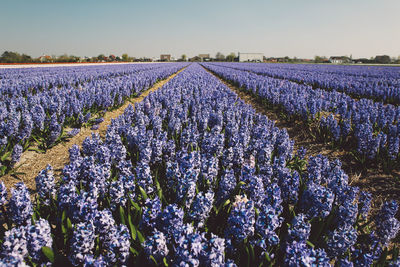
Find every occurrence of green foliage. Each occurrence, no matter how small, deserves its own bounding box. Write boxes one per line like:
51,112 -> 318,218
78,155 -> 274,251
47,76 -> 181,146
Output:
0,51 -> 33,63
41,246 -> 55,263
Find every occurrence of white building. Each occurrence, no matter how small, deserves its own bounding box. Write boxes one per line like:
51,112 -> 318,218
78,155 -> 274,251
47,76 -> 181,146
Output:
329,56 -> 352,64
239,52 -> 263,62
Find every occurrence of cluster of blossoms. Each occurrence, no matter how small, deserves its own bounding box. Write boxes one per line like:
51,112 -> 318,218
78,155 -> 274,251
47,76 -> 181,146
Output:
0,63 -> 399,266
35,164 -> 56,205
1,218 -> 52,265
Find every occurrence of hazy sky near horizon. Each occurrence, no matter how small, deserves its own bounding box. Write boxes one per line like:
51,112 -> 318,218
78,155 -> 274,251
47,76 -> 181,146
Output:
1,0 -> 399,59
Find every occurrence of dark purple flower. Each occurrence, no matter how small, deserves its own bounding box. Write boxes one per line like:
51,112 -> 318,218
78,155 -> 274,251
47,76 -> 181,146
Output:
143,230 -> 169,263
11,144 -> 23,165
67,128 -> 80,137
35,164 -> 56,205
26,218 -> 52,263
8,182 -> 33,225
225,195 -> 255,243
69,222 -> 96,266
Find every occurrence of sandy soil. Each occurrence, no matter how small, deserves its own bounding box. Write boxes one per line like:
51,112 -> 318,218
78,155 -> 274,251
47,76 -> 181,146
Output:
2,67 -> 186,192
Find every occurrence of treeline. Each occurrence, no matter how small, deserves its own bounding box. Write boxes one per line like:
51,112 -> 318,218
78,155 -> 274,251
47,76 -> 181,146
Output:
313,55 -> 400,64
0,51 -> 34,63
0,51 -> 137,63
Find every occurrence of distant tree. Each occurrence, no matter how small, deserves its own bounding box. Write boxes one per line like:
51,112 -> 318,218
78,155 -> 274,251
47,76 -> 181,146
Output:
374,55 -> 391,64
56,54 -> 68,62
314,55 -> 327,63
314,56 -> 322,63
70,56 -> 80,62
215,52 -> 225,61
108,55 -> 116,62
21,54 -> 32,63
181,54 -> 187,61
122,53 -> 129,62
1,51 -> 21,63
226,52 -> 236,62
97,54 -> 105,61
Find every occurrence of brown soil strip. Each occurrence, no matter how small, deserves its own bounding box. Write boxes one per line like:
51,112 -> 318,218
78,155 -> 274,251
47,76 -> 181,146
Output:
202,65 -> 400,213
2,67 -> 187,191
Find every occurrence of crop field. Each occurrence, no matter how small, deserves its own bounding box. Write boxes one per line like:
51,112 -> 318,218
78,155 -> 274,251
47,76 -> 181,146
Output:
1,62 -> 400,266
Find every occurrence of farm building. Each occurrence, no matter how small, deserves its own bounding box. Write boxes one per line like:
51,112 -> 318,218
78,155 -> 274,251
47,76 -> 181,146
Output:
160,54 -> 171,61
239,52 -> 263,62
329,56 -> 352,64
39,55 -> 53,63
199,54 -> 211,61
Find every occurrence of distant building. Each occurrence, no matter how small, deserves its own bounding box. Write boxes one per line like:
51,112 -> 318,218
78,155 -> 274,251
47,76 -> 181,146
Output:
160,54 -> 171,61
239,52 -> 263,62
79,56 -> 90,62
189,56 -> 201,62
199,54 -> 211,61
39,55 -> 52,63
329,56 -> 352,64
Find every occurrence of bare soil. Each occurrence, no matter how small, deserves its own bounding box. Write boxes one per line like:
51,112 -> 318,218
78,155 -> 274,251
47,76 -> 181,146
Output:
2,67 -> 186,192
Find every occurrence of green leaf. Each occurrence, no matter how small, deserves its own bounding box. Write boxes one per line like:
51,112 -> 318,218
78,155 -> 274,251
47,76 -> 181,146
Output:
139,186 -> 148,201
119,206 -> 126,225
95,236 -> 100,255
41,246 -> 55,263
163,257 -> 169,266
61,223 -> 66,235
249,244 -> 255,262
32,211 -> 37,222
306,240 -> 315,248
245,246 -> 250,267
137,230 -> 145,244
31,135 -> 42,144
130,246 -> 138,256
237,181 -> 246,187
128,213 -> 137,241
61,210 -> 67,224
150,255 -> 158,265
223,199 -> 231,207
264,252 -> 271,262
130,198 -> 140,210
0,165 -> 7,175
67,218 -> 72,231
1,151 -> 11,161
28,147 -> 46,153
23,141 -> 31,150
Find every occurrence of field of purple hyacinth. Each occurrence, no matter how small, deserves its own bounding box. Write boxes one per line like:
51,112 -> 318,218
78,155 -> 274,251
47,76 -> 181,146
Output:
0,63 -> 400,266
0,63 -> 187,176
202,62 -> 400,171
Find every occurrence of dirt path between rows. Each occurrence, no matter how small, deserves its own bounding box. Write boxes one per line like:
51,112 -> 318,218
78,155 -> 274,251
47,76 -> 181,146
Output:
201,65 -> 400,212
2,67 -> 187,191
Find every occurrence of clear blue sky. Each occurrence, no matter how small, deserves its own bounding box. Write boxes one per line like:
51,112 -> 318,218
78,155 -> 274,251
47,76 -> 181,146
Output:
1,0 -> 399,59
